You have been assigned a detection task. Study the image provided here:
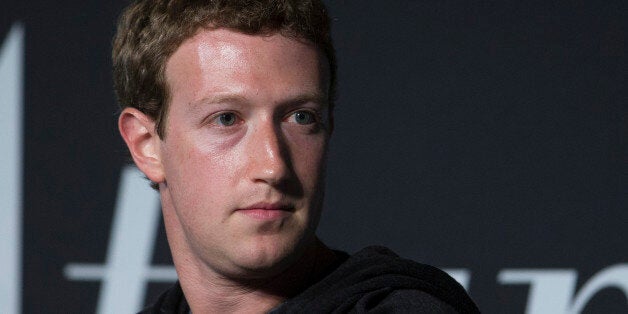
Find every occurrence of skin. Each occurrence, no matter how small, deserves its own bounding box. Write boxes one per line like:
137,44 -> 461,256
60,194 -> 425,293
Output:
119,28 -> 334,312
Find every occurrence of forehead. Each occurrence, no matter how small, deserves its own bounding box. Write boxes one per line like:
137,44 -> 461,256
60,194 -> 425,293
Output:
164,28 -> 329,99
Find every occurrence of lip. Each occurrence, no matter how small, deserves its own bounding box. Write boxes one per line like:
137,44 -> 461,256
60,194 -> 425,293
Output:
236,202 -> 294,220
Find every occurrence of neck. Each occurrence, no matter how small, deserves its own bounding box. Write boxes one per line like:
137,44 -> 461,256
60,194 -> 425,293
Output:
176,239 -> 337,313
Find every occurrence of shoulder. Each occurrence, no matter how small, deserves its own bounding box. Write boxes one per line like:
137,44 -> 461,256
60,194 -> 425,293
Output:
345,246 -> 479,313
274,246 -> 479,313
355,288 -> 460,313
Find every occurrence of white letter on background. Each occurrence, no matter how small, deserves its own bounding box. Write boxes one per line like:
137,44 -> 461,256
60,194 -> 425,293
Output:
499,265 -> 628,313
569,264 -> 628,313
498,269 -> 577,313
0,23 -> 24,314
64,166 -> 171,313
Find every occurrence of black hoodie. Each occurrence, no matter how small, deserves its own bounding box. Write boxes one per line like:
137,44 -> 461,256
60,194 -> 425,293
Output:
140,246 -> 479,313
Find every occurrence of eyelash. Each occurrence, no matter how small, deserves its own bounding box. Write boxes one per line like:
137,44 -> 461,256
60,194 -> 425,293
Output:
205,109 -> 323,127
286,109 -> 322,125
206,112 -> 242,127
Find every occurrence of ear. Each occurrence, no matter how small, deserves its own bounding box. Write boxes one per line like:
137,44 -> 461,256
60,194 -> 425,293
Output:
118,108 -> 165,184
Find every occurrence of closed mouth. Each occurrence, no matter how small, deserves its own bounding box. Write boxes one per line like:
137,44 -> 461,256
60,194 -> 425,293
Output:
236,202 -> 295,220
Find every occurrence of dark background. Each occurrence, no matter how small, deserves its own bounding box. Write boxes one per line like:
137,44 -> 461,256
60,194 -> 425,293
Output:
2,1 -> 626,313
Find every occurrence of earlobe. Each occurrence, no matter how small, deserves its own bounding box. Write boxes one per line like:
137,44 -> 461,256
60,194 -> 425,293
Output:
118,108 -> 165,184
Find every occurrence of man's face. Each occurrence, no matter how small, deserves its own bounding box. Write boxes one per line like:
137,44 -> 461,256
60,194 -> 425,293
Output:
157,29 -> 330,279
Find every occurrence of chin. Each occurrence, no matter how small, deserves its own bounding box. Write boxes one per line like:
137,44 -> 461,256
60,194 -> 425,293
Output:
230,233 -> 311,278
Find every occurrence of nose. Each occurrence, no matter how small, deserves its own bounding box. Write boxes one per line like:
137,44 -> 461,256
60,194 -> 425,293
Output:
246,120 -> 291,186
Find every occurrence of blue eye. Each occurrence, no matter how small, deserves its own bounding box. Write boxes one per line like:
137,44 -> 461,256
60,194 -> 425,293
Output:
292,110 -> 315,125
218,113 -> 237,126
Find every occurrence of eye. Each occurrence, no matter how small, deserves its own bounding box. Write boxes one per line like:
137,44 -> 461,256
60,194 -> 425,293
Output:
288,110 -> 317,125
217,112 -> 238,126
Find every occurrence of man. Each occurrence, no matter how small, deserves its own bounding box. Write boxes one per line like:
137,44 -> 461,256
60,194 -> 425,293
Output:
115,0 -> 478,313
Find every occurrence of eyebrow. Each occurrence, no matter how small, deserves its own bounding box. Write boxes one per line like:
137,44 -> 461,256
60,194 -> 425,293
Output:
279,92 -> 329,108
189,92 -> 328,109
189,94 -> 249,108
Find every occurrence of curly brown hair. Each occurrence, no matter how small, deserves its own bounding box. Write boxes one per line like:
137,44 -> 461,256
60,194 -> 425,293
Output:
112,0 -> 336,138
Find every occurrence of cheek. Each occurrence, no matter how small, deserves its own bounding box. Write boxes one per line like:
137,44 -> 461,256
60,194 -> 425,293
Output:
289,135 -> 328,187
163,134 -> 240,204
167,128 -> 242,172
165,147 -> 243,237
